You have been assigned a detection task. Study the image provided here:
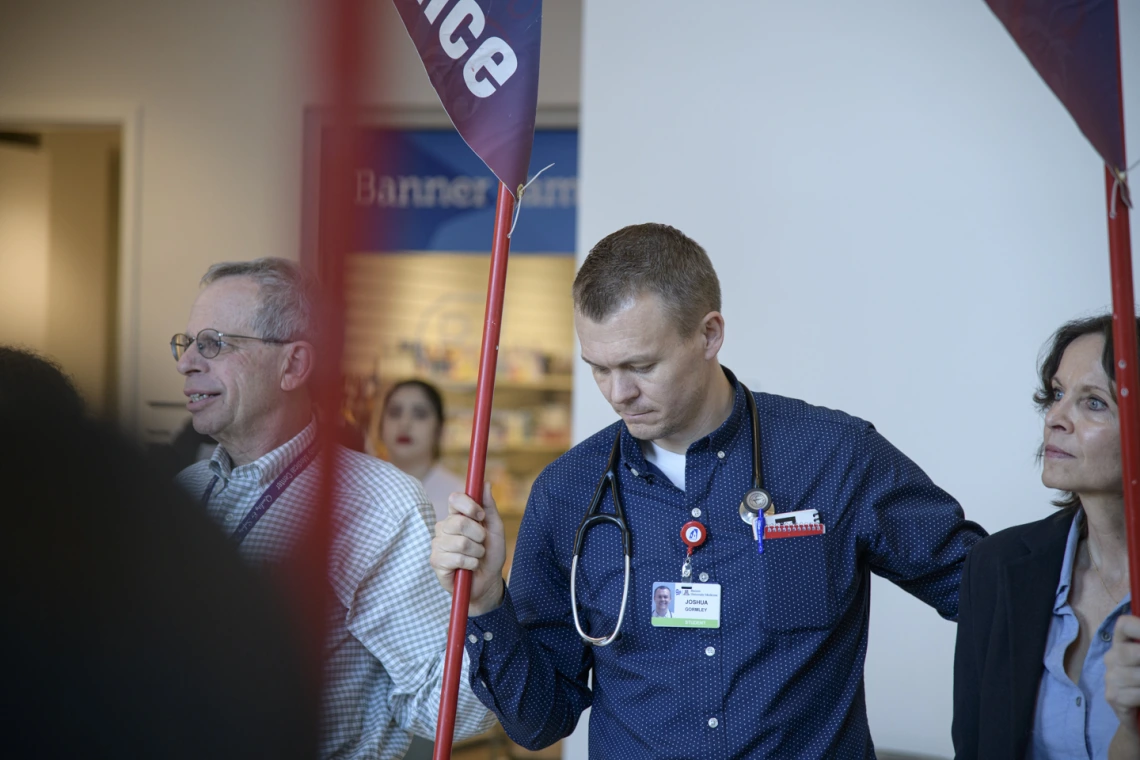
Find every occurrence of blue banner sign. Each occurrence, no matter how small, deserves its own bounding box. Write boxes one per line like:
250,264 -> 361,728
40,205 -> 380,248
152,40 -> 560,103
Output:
351,129 -> 576,254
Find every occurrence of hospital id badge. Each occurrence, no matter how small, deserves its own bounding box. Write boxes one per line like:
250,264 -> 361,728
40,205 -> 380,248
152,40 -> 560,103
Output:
650,582 -> 721,628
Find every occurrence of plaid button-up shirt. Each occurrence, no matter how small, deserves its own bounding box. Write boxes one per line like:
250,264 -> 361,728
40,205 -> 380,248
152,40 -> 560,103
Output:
176,420 -> 492,759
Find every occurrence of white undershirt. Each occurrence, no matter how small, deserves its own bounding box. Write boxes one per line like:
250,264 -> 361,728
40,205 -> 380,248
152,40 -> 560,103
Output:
421,463 -> 466,524
640,440 -> 686,491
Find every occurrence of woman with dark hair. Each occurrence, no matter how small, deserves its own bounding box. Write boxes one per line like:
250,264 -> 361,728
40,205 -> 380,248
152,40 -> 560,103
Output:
379,379 -> 464,522
953,315 -> 1140,759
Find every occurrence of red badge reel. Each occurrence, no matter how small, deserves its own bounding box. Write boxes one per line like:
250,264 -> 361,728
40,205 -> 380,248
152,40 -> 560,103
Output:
680,520 -> 707,579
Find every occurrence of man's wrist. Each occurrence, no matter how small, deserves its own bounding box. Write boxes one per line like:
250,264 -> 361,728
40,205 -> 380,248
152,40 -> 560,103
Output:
469,577 -> 505,618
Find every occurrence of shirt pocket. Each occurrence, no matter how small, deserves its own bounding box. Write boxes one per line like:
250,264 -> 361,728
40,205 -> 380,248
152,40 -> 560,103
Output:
757,532 -> 838,631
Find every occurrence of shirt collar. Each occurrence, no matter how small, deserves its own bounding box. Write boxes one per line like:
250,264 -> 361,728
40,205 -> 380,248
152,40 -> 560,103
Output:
1052,510 -> 1083,613
1053,509 -> 1133,614
208,418 -> 318,489
619,367 -> 750,467
707,367 -> 749,454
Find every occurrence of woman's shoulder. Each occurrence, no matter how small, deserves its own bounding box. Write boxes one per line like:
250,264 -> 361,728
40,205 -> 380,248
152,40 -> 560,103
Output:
967,509 -> 1074,569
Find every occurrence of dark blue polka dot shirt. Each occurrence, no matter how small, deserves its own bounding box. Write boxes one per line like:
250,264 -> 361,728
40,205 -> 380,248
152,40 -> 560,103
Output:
465,370 -> 986,758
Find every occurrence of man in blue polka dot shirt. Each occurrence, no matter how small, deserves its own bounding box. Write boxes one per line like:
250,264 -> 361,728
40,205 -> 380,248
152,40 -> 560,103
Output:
431,223 -> 986,758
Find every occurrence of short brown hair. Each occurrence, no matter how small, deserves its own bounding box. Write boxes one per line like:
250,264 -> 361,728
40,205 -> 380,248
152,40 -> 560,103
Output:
573,223 -> 721,335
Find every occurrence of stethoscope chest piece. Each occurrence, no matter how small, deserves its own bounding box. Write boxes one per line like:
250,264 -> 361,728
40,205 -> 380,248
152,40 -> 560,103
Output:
739,487 -> 773,524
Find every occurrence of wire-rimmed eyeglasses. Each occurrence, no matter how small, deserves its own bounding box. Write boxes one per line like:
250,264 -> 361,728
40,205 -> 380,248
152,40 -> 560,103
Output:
171,328 -> 287,361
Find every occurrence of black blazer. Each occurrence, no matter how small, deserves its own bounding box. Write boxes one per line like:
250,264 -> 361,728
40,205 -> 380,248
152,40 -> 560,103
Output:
952,508 -> 1075,760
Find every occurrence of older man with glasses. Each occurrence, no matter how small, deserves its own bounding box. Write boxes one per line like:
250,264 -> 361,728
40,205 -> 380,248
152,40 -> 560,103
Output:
171,258 -> 491,760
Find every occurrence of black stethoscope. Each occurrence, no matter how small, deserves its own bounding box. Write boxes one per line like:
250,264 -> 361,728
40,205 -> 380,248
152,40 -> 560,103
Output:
570,384 -> 770,646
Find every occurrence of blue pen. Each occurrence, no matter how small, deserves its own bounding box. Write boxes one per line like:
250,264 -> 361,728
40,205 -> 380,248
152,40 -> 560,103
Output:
753,516 -> 764,555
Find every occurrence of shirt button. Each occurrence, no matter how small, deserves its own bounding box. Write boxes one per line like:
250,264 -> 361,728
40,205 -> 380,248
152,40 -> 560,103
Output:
699,572 -> 709,582
708,717 -> 719,728
483,631 -> 493,641
705,646 -> 715,656
467,634 -> 478,644
1076,696 -> 1083,707
716,451 -> 726,459
692,508 -> 702,518
630,468 -> 639,477
1101,630 -> 1112,642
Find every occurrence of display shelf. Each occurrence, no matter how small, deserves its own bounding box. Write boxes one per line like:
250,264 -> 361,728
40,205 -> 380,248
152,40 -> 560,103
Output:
442,442 -> 570,456
497,501 -> 529,517
429,375 -> 572,394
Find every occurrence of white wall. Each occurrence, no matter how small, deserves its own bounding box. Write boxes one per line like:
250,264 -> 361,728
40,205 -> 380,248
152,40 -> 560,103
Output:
574,1 -> 1140,757
0,0 -> 581,440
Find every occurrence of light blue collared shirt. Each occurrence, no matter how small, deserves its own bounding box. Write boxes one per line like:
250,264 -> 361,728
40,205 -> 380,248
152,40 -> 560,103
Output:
1030,511 -> 1131,760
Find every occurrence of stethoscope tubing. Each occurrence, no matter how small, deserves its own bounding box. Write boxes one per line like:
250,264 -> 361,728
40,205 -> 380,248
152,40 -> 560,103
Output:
570,553 -> 631,647
569,385 -> 763,647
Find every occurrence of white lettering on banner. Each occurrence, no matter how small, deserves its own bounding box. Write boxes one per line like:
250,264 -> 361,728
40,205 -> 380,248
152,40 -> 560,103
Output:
439,0 -> 484,59
464,37 -> 517,98
421,0 -> 450,24
356,171 -> 374,204
356,170 -> 576,209
355,171 -> 494,208
411,0 -> 518,98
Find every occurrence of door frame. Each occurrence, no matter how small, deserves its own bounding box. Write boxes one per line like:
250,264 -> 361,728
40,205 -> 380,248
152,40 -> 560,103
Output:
0,101 -> 143,433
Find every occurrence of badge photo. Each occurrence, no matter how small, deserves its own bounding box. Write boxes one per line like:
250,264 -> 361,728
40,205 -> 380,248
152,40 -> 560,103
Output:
651,582 -> 675,619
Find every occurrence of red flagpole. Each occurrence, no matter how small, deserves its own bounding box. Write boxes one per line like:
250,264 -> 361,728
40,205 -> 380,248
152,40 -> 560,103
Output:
1108,167 -> 1140,604
1104,0 -> 1140,735
1105,0 -> 1140,605
301,0 -> 366,719
433,183 -> 516,758
1106,167 -> 1140,740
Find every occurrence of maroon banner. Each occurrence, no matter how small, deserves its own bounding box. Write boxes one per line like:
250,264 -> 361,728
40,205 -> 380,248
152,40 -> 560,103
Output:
393,0 -> 542,196
985,0 -> 1126,171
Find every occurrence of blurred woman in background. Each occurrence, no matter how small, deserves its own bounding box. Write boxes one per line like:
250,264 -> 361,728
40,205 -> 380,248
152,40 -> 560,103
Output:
379,379 -> 464,522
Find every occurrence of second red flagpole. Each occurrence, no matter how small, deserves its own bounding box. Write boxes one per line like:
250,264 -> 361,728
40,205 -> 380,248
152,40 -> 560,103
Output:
433,182 -> 517,759
1103,0 -> 1140,735
1107,169 -> 1140,605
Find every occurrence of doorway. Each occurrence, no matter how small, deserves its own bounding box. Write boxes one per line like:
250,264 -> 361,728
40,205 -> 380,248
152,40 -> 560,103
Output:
0,124 -> 122,418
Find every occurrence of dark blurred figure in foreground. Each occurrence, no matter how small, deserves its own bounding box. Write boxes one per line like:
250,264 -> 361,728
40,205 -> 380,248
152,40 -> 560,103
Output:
0,346 -> 317,759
